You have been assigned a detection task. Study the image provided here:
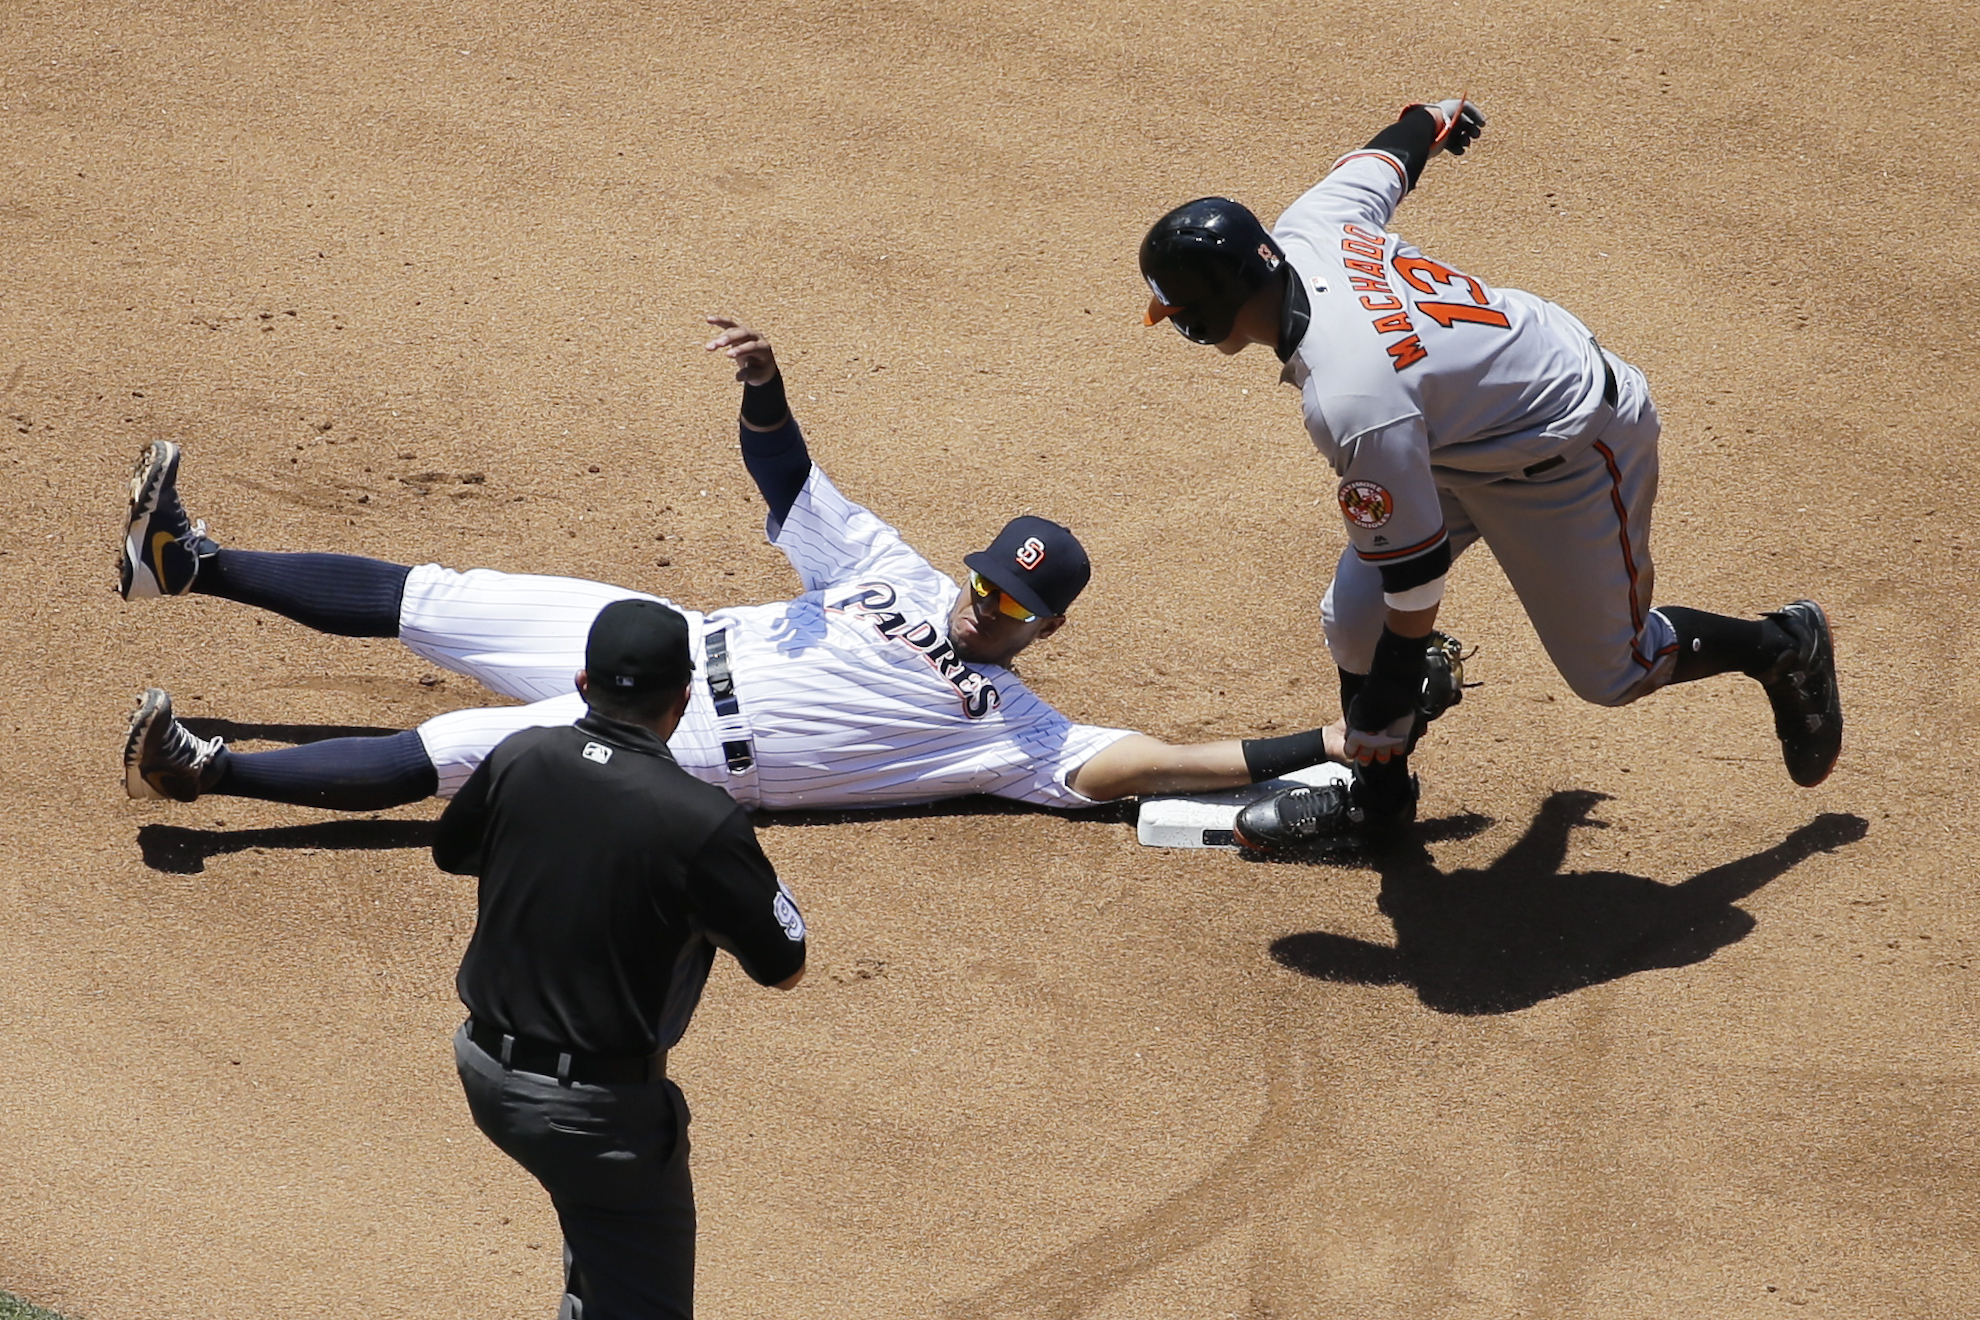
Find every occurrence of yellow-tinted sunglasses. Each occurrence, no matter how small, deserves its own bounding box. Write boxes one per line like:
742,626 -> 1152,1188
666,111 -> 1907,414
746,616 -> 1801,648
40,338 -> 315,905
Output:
969,570 -> 1041,624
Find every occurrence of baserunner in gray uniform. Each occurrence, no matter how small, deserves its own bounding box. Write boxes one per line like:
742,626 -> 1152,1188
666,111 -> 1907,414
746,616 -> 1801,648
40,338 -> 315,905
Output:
1138,96 -> 1843,849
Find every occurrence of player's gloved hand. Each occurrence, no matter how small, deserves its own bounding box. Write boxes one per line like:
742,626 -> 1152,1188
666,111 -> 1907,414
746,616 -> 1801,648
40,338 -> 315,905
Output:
1405,98 -> 1487,156
1342,627 -> 1433,765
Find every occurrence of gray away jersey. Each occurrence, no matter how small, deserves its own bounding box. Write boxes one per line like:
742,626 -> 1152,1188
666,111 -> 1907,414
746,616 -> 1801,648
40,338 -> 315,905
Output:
1272,149 -> 1617,579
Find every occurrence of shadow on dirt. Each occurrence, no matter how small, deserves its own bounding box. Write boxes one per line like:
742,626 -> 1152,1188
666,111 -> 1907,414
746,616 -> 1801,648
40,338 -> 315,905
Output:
137,819 -> 439,875
178,718 -> 407,744
135,794 -> 1128,874
1269,790 -> 1870,1015
753,796 -> 1130,828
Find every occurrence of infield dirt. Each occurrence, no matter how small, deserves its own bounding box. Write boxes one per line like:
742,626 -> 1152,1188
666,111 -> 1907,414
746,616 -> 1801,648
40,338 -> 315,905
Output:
3,1 -> 1976,1316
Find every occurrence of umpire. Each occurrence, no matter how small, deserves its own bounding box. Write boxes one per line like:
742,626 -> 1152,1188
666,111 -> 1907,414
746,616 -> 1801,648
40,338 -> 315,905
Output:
435,597 -> 807,1319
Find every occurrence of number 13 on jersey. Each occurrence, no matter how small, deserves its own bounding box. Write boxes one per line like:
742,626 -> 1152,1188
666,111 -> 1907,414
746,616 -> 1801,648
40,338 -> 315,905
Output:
1341,223 -> 1509,372
1394,255 -> 1512,330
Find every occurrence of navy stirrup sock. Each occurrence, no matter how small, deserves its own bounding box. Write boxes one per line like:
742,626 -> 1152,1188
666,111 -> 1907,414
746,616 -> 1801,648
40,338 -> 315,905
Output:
194,549 -> 411,637
211,731 -> 439,811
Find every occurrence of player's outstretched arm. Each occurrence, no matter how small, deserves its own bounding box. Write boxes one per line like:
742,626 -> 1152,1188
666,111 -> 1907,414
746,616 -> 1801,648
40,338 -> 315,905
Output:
706,315 -> 812,524
1360,97 -> 1486,191
1067,727 -> 1347,802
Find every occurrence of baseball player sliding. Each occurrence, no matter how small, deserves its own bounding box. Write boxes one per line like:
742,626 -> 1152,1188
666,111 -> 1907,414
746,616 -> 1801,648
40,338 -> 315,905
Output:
119,317 -> 1376,816
1139,96 -> 1842,850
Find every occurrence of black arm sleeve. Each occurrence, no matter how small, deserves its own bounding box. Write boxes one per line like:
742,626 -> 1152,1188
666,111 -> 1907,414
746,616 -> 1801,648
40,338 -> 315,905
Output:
738,402 -> 812,526
1376,539 -> 1453,594
1361,106 -> 1442,191
431,757 -> 494,875
688,810 -> 806,987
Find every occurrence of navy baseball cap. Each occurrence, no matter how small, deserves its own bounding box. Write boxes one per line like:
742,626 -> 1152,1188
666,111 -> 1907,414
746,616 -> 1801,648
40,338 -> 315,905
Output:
585,599 -> 694,690
964,516 -> 1091,619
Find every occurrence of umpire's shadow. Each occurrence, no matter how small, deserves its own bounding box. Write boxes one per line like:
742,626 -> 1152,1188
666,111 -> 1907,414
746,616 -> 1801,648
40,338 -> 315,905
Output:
1270,790 -> 1869,1015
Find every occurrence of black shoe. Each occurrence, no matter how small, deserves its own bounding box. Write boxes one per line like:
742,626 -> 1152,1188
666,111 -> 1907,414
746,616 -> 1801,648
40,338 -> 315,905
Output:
1758,600 -> 1842,787
1234,781 -> 1351,850
1234,773 -> 1418,851
120,441 -> 215,599
124,688 -> 227,801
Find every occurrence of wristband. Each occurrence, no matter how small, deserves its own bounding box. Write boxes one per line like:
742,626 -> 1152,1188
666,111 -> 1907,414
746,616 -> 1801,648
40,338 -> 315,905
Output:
1241,727 -> 1332,782
1382,576 -> 1446,612
741,372 -> 790,429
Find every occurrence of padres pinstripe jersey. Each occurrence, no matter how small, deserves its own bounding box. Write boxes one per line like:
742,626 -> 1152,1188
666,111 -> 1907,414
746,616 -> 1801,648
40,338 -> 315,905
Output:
407,464 -> 1135,811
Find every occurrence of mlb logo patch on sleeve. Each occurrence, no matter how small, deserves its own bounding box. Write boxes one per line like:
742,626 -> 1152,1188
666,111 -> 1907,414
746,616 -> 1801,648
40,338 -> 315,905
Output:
582,742 -> 614,765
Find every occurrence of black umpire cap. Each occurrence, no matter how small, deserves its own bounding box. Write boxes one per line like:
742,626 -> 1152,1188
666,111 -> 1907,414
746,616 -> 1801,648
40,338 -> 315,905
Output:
585,599 -> 694,690
965,516 -> 1091,619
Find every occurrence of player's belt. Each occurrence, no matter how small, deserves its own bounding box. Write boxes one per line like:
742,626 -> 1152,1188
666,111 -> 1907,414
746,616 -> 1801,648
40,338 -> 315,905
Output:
703,624 -> 756,774
1522,356 -> 1619,479
466,1019 -> 668,1085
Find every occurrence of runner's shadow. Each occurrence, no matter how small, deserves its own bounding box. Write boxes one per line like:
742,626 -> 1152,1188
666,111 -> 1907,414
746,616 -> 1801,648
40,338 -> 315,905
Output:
138,793 -> 1122,873
1270,791 -> 1869,1015
137,820 -> 438,875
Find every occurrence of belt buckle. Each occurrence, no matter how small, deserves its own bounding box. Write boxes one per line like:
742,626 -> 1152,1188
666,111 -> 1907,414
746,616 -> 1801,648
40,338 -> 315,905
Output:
705,624 -> 752,770
706,626 -> 740,714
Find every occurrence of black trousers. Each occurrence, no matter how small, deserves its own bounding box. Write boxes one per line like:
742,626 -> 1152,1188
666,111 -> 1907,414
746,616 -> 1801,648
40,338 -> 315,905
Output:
454,1024 -> 695,1319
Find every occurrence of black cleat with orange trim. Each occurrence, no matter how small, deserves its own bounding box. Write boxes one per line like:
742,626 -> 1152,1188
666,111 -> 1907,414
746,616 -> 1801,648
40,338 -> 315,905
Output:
1234,773 -> 1419,852
123,687 -> 227,801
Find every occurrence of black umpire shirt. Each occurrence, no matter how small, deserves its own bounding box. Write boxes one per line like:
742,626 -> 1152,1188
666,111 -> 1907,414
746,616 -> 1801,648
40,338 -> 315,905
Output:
433,709 -> 805,1057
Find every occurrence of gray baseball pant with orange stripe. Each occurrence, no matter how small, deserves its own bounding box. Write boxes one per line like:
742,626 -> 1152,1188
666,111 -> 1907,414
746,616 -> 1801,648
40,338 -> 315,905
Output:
1322,353 -> 1678,707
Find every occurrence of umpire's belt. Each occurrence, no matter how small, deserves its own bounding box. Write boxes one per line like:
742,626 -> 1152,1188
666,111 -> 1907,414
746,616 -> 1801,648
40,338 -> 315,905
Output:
704,623 -> 755,774
467,1019 -> 668,1085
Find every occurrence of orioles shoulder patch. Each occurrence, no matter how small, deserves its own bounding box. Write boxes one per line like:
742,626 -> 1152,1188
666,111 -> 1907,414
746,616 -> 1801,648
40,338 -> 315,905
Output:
1338,480 -> 1394,529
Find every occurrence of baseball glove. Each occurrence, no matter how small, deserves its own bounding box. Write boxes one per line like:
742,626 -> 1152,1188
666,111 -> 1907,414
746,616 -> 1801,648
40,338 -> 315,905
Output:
1418,630 -> 1470,726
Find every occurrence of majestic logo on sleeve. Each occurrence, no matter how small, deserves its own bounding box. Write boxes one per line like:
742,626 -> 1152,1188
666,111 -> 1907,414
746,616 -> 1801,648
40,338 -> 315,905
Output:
1015,537 -> 1046,569
1338,480 -> 1394,529
828,582 -> 1003,718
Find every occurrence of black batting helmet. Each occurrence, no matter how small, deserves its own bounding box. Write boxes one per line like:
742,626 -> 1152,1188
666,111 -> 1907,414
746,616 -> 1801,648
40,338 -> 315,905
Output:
1139,197 -> 1288,345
